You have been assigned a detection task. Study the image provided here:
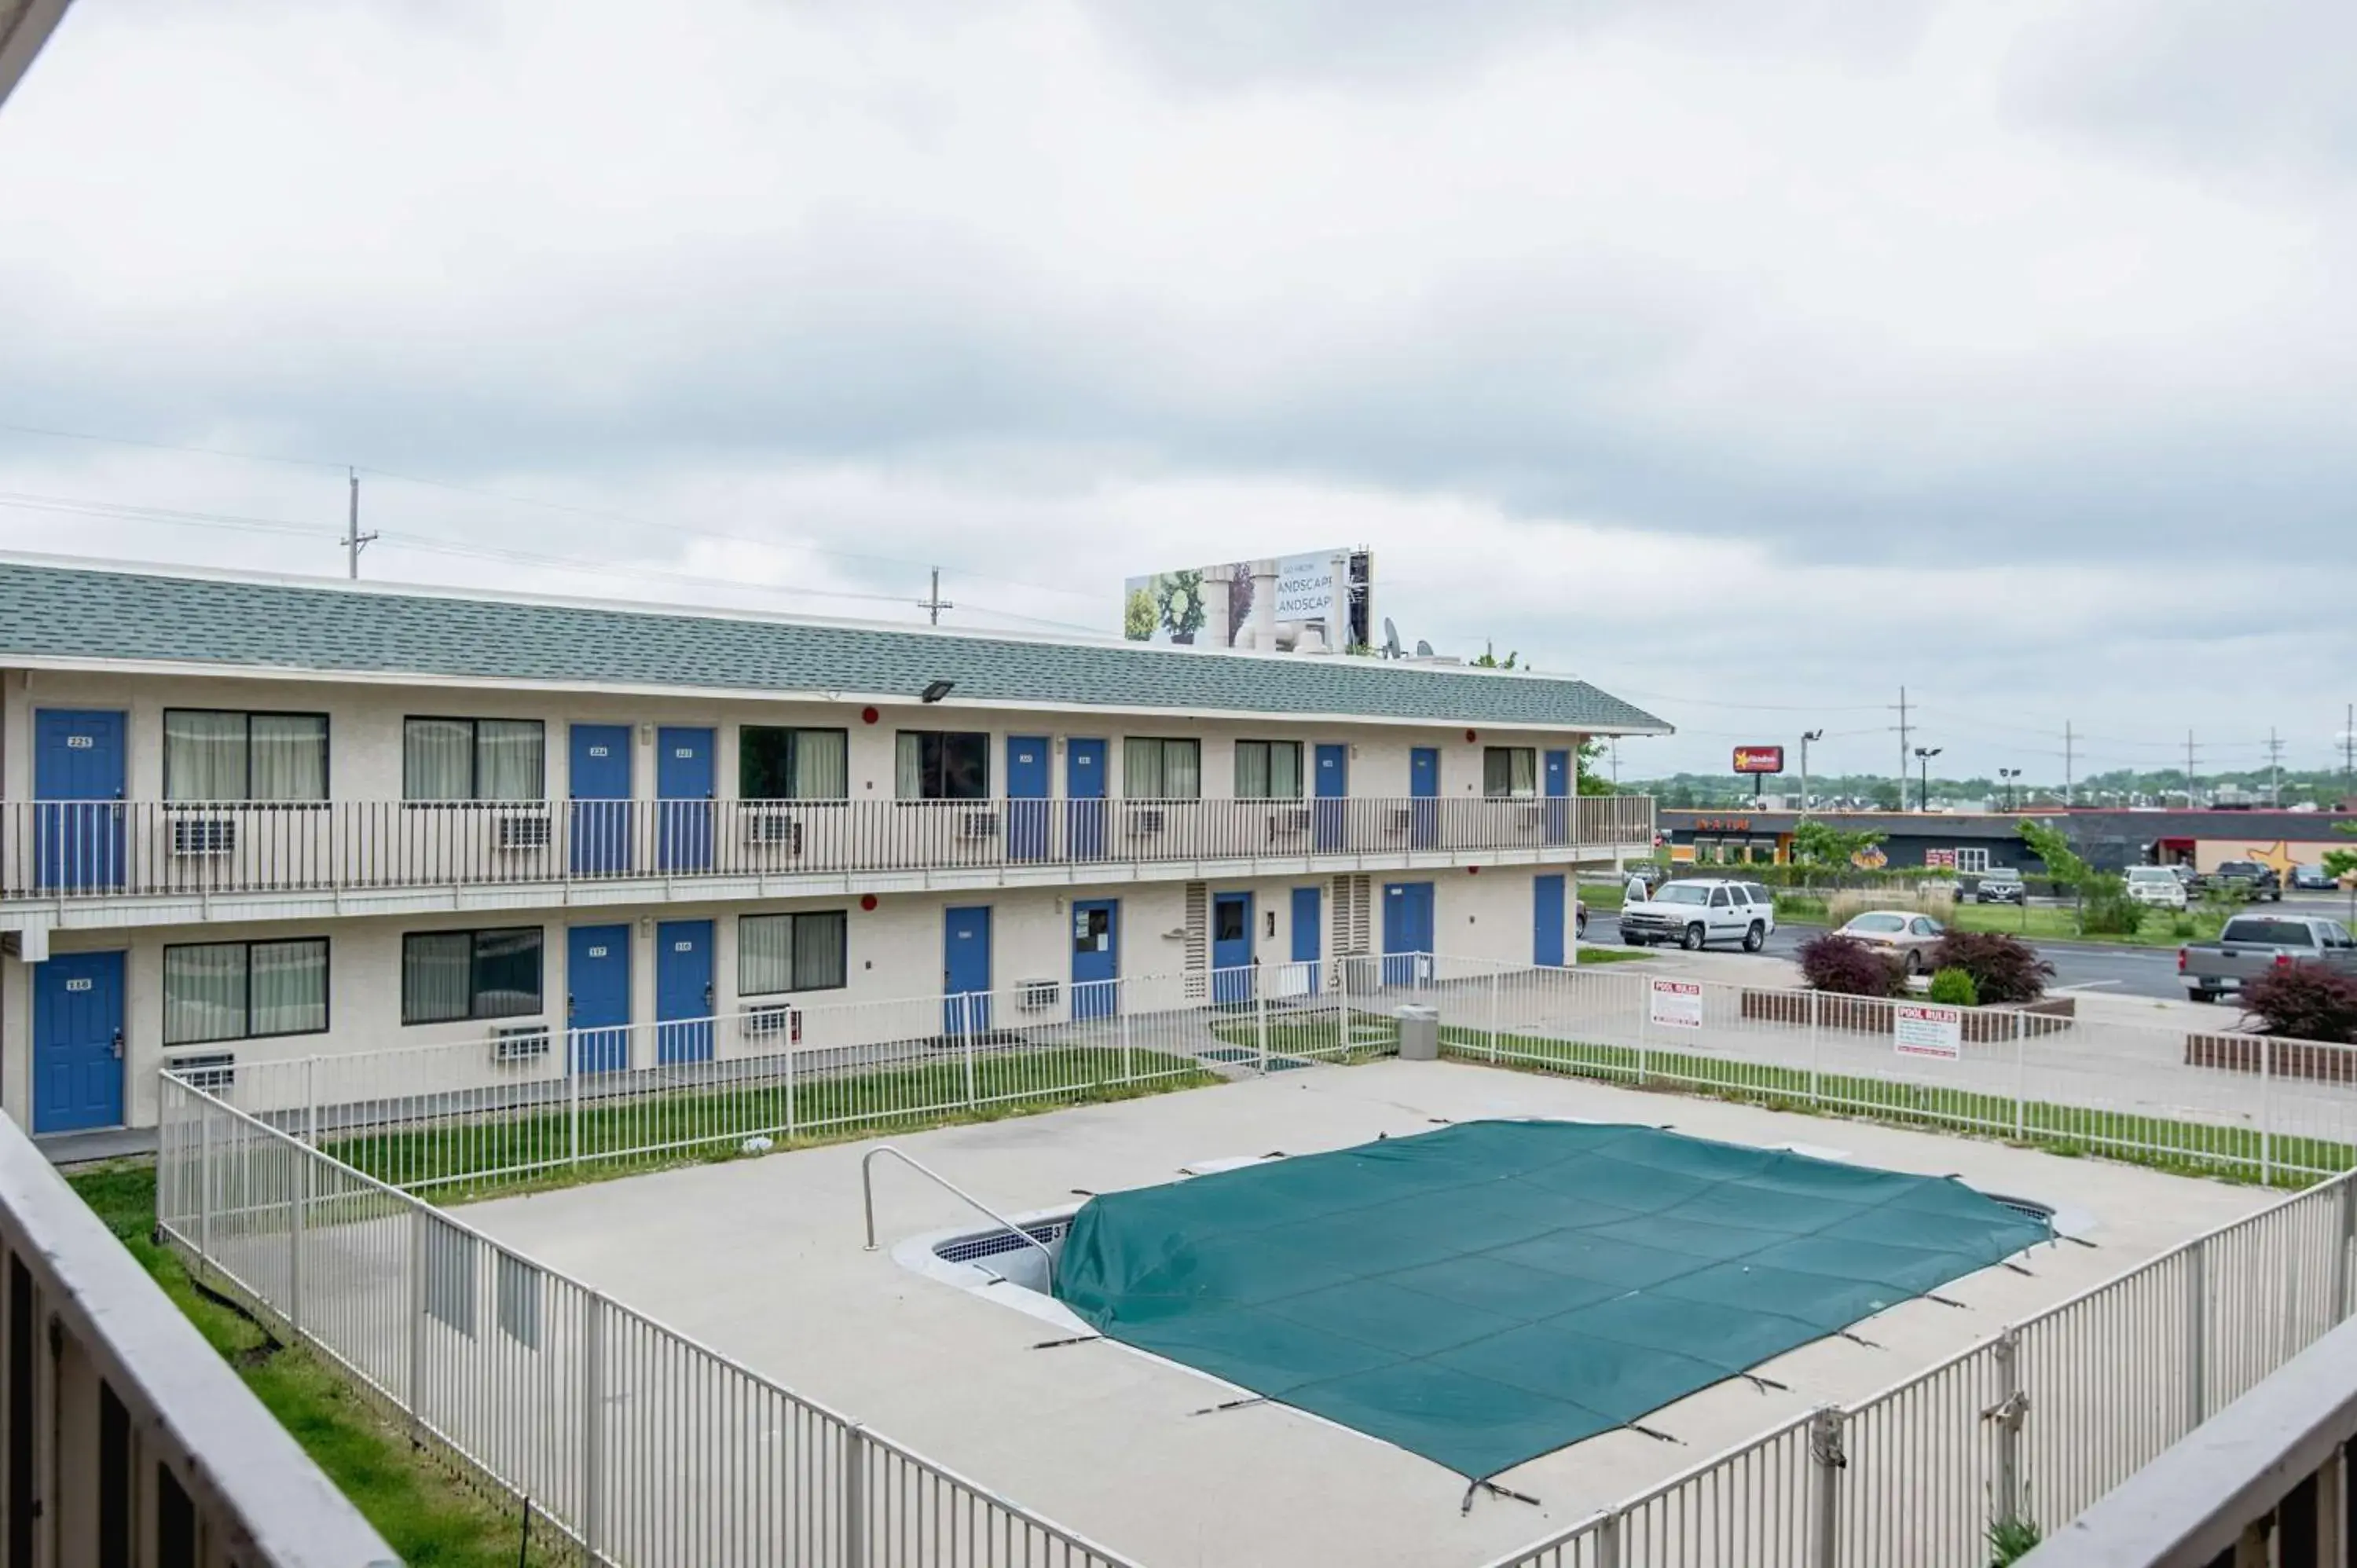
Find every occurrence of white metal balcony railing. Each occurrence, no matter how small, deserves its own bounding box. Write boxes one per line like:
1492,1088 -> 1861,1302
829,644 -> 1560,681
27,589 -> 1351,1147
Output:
2,793 -> 1655,903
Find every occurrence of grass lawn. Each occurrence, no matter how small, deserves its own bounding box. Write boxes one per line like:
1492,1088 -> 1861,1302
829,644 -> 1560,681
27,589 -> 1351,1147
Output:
1441,1027 -> 2345,1189
67,1163 -> 565,1566
1946,902 -> 2227,949
1570,944 -> 1651,965
331,1043 -> 1222,1200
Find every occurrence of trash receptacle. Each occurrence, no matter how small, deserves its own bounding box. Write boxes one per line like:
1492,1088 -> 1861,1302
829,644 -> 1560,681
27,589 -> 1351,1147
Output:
1396,1004 -> 1440,1061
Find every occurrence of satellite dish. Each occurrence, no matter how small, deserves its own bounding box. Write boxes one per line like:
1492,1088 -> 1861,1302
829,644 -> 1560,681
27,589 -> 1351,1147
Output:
1382,617 -> 1402,659
1414,639 -> 1434,658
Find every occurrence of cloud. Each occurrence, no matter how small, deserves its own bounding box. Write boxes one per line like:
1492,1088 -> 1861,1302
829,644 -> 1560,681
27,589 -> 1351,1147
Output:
0,0 -> 2348,778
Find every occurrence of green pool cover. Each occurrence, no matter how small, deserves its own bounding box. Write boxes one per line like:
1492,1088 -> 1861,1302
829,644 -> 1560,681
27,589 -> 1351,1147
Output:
1055,1120 -> 2050,1479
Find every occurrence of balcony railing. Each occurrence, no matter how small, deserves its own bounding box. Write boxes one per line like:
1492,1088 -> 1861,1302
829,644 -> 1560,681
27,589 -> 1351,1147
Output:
2,793 -> 1654,903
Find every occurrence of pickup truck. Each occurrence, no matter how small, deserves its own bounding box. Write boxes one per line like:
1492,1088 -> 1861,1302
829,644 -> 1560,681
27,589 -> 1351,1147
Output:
1619,878 -> 1776,952
2195,861 -> 2284,903
2179,914 -> 2357,1002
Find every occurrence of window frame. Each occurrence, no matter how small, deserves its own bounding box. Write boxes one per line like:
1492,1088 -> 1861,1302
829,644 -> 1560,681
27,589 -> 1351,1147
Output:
894,730 -> 992,802
402,716 -> 548,803
163,708 -> 332,804
1483,746 -> 1540,799
399,927 -> 547,1025
162,936 -> 331,1045
1233,739 -> 1304,800
739,725 -> 852,802
1124,737 -> 1203,800
737,910 -> 851,997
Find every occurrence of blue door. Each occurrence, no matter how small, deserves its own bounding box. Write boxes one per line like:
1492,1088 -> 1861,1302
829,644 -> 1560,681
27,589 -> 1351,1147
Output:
1534,874 -> 1567,968
570,725 -> 633,876
567,925 -> 632,1073
35,709 -> 126,891
654,918 -> 714,1064
1314,744 -> 1348,852
34,951 -> 124,1134
1409,746 -> 1439,849
657,727 -> 714,872
1211,891 -> 1255,1006
1291,885 -> 1322,992
1065,738 -> 1106,861
1072,899 -> 1119,1020
1007,737 -> 1051,862
1382,881 -> 1435,987
1542,749 -> 1571,845
944,907 -> 992,1036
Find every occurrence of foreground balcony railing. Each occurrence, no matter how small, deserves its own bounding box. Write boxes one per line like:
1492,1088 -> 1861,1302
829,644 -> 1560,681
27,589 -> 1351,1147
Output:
4,793 -> 1654,902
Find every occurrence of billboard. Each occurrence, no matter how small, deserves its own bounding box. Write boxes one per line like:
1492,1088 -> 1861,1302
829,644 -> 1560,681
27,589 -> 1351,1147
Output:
1732,746 -> 1786,775
1124,549 -> 1372,654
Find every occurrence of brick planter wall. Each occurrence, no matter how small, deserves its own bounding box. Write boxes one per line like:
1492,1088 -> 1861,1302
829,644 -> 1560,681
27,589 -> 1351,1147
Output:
1739,990 -> 2076,1042
2183,1032 -> 2357,1085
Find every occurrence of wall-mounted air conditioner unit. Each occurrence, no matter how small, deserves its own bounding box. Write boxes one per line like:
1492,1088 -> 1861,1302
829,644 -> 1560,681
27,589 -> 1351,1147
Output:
1383,808 -> 1413,833
492,1025 -> 552,1061
745,1004 -> 801,1042
165,1051 -> 236,1091
1267,808 -> 1311,839
959,811 -> 1000,840
1127,807 -> 1168,835
1017,979 -> 1061,1012
170,819 -> 237,857
742,812 -> 802,852
495,812 -> 553,851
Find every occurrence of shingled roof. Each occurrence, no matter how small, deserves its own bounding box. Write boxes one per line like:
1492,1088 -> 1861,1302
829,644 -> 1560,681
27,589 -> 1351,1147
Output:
0,559 -> 1671,732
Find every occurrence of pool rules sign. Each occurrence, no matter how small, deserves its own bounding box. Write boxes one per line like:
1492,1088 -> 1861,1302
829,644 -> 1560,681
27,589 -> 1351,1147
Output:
1648,978 -> 1704,1030
1893,1002 -> 1964,1060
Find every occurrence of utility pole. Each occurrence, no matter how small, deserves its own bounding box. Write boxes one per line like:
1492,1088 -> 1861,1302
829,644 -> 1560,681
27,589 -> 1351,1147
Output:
2266,728 -> 2285,808
2062,721 -> 2075,807
1892,687 -> 1912,811
2184,729 -> 2199,809
339,468 -> 376,579
2345,702 -> 2354,802
917,567 -> 954,626
1800,729 -> 1823,815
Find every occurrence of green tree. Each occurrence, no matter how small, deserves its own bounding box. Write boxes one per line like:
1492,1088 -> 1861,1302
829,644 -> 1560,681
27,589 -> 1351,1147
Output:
1576,738 -> 1616,797
1791,819 -> 1886,870
2325,822 -> 2357,886
1472,642 -> 1519,669
2015,819 -> 2091,891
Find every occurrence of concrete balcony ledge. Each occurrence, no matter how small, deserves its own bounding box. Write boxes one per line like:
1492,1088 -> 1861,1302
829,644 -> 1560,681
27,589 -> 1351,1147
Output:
0,795 -> 1655,929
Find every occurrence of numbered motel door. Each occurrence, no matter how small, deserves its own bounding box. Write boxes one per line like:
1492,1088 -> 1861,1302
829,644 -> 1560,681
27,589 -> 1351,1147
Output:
1071,899 -> 1119,1020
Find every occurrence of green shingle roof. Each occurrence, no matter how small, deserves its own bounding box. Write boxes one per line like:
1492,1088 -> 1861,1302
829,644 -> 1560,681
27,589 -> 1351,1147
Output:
0,560 -> 1670,732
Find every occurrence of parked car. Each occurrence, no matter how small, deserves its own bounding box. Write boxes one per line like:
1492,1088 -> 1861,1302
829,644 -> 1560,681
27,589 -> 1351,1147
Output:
1973,868 -> 2027,905
2178,914 -> 2357,1002
1619,878 -> 1777,952
2124,866 -> 2190,910
2197,861 -> 2285,903
2292,864 -> 2340,892
1575,900 -> 1589,940
1833,910 -> 1948,975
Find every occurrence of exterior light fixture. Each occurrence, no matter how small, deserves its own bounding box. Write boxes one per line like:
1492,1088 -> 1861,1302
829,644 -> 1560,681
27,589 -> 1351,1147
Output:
920,680 -> 955,704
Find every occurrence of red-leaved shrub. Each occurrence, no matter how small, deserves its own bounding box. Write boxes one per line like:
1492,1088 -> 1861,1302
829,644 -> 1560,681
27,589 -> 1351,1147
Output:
1924,931 -> 2054,1005
1798,933 -> 1903,998
2242,964 -> 2357,1044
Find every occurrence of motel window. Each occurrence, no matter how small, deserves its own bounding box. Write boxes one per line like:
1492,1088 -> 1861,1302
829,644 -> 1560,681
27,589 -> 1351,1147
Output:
894,731 -> 988,800
1483,747 -> 1538,798
163,938 -> 329,1045
401,928 -> 544,1024
741,727 -> 849,800
739,911 -> 849,995
1124,738 -> 1201,800
1234,741 -> 1303,800
164,710 -> 328,802
404,719 -> 545,801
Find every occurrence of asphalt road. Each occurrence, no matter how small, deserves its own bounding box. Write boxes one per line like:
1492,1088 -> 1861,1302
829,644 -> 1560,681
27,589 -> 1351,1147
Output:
1584,914 -> 2190,1000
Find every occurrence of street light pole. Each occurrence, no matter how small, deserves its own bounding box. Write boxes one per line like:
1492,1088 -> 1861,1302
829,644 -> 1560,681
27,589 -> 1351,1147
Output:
1800,730 -> 1824,815
1913,746 -> 1942,813
1999,768 -> 2021,811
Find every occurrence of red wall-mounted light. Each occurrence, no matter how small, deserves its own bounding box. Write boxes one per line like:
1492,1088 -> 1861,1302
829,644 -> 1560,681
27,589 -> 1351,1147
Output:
861,706 -> 880,725
1464,729 -> 1478,743
859,893 -> 879,912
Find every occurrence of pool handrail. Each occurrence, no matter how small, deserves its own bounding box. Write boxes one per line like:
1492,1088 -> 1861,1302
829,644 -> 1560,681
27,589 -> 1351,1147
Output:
862,1144 -> 1062,1290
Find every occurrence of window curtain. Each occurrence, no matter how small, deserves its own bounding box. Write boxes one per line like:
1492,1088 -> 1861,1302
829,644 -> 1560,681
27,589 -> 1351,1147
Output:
402,932 -> 473,1024
739,914 -> 794,995
794,911 -> 848,990
1164,740 -> 1200,800
1269,742 -> 1301,800
477,721 -> 544,800
250,939 -> 328,1035
1236,743 -> 1270,800
1511,749 -> 1538,797
895,734 -> 924,799
163,943 -> 247,1046
251,715 -> 327,801
1124,738 -> 1162,798
794,731 -> 849,800
165,712 -> 246,802
405,720 -> 473,801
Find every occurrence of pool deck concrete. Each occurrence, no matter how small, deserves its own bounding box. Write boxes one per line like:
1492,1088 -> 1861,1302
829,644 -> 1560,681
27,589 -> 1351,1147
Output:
462,1057 -> 2274,1568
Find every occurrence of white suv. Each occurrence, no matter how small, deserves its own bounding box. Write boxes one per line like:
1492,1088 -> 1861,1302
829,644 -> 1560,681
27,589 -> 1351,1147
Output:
1619,878 -> 1777,952
2124,866 -> 2189,910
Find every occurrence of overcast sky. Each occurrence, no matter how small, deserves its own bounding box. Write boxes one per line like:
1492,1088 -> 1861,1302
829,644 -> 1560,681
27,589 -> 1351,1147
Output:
2,0 -> 2350,784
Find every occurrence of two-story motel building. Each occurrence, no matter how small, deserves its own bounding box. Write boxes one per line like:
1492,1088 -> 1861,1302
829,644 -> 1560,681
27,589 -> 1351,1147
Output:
0,556 -> 1666,1136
